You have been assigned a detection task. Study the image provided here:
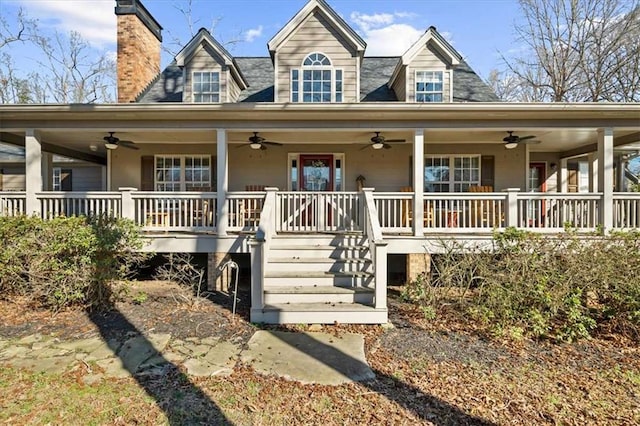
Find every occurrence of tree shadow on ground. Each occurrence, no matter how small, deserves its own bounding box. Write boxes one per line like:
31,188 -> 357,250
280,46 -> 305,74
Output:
87,308 -> 232,425
268,330 -> 495,425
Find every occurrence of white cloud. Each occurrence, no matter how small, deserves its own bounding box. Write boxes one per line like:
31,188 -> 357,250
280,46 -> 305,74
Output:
15,0 -> 115,46
364,24 -> 423,56
350,11 -> 428,56
244,25 -> 263,43
350,12 -> 395,32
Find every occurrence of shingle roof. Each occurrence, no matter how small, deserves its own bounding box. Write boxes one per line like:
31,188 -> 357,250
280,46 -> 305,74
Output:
136,56 -> 497,103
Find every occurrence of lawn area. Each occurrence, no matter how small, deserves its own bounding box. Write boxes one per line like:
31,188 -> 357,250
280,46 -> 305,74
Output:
0,282 -> 638,425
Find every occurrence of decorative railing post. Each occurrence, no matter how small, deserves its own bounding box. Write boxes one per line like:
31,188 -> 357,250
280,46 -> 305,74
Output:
504,188 -> 520,228
362,187 -> 388,312
119,187 -> 137,220
249,187 -> 278,322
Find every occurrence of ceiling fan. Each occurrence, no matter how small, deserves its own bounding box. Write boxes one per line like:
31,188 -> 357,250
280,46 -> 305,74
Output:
103,132 -> 138,150
360,132 -> 406,150
503,131 -> 540,149
236,132 -> 283,150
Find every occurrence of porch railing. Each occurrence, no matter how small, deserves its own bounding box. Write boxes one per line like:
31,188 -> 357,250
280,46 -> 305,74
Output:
227,191 -> 266,231
0,192 -> 26,216
362,189 -> 388,310
38,192 -> 122,219
130,191 -> 217,231
275,191 -> 361,232
516,193 -> 601,231
613,193 -> 640,229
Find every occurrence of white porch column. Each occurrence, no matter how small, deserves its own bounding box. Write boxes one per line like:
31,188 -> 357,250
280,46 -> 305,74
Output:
25,129 -> 43,214
216,129 -> 229,236
597,128 -> 614,230
588,153 -> 598,193
412,129 -> 424,236
559,158 -> 569,192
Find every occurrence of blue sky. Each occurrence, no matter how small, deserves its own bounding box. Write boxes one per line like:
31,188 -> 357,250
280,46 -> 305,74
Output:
3,0 -> 524,80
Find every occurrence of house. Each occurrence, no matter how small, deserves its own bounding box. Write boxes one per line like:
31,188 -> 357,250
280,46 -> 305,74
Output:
1,0 -> 639,324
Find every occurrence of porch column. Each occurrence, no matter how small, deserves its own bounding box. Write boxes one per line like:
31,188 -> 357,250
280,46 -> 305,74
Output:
597,128 -> 614,230
216,129 -> 229,236
41,153 -> 53,191
412,129 -> 424,236
588,153 -> 598,193
25,129 -> 43,214
559,158 -> 568,192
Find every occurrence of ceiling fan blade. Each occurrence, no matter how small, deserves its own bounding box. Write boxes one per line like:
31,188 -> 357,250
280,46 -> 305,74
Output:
518,135 -> 536,141
359,145 -> 370,151
262,141 -> 283,146
119,141 -> 139,150
520,140 -> 541,144
383,144 -> 392,149
384,139 -> 405,143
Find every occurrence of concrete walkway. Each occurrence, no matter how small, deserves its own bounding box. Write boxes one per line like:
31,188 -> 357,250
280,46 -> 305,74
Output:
0,330 -> 373,386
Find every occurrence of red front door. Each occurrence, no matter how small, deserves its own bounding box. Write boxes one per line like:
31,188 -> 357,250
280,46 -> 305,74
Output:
299,155 -> 333,191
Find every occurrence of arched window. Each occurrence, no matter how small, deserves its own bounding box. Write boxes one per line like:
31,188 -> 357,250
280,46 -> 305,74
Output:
291,53 -> 343,103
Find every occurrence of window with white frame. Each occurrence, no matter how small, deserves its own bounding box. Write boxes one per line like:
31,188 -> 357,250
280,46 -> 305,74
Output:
192,71 -> 220,102
425,155 -> 480,192
291,53 -> 343,103
53,167 -> 62,191
155,155 -> 212,191
416,71 -> 444,102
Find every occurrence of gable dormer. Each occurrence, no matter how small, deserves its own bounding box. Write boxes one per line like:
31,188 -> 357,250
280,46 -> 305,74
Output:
175,28 -> 248,103
389,26 -> 462,103
268,0 -> 366,103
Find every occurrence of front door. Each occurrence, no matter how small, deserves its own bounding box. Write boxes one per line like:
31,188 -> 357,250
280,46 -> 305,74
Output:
528,162 -> 547,226
300,155 -> 333,191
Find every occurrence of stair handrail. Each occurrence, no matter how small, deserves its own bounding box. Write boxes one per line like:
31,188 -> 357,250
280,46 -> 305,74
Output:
361,188 -> 388,311
249,187 -> 278,315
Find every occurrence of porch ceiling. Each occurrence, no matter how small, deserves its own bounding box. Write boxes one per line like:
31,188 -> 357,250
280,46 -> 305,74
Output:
1,128 -> 639,159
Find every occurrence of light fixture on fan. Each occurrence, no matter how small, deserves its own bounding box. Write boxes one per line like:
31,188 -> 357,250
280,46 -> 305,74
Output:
504,141 -> 518,149
372,142 -> 384,150
104,141 -> 119,150
250,142 -> 262,150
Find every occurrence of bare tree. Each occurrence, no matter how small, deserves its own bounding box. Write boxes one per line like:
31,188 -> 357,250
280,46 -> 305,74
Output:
501,0 -> 640,102
0,8 -> 116,104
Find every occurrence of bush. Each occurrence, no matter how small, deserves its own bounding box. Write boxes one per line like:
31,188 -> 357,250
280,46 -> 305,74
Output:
403,228 -> 640,342
0,215 -> 148,311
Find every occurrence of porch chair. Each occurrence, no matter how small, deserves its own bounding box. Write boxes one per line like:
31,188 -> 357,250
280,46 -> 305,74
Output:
468,185 -> 500,227
400,186 -> 434,228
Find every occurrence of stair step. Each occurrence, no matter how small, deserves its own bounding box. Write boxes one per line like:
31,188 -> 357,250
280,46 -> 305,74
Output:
264,285 -> 374,294
265,271 -> 373,278
269,257 -> 371,264
263,285 -> 374,304
251,303 -> 387,324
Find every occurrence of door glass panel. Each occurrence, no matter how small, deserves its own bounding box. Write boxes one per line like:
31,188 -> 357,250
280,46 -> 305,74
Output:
301,157 -> 332,191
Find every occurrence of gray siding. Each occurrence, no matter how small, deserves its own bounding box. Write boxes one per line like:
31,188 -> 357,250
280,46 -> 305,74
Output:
183,45 -> 227,103
227,70 -> 242,102
407,44 -> 452,102
276,12 -> 358,102
71,166 -> 103,191
391,69 -> 406,101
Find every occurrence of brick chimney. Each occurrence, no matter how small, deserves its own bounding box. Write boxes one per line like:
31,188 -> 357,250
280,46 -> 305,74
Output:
115,0 -> 162,103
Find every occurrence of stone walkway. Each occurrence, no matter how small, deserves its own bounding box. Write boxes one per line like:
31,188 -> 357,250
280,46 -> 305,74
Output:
0,330 -> 373,386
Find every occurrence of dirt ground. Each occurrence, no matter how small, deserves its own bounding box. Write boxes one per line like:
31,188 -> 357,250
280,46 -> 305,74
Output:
1,281 -> 638,425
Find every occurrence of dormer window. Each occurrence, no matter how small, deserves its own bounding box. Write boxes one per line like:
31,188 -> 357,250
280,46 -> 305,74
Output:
291,53 -> 343,103
416,71 -> 444,102
192,71 -> 220,102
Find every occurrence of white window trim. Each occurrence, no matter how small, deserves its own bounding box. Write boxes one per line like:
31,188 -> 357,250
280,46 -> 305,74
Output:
415,70 -> 445,103
53,167 -> 62,191
287,153 -> 345,191
191,70 -> 220,103
154,155 -> 212,191
424,154 -> 481,192
290,52 -> 343,103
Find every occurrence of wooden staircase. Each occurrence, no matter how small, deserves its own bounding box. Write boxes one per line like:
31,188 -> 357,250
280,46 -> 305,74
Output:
250,233 -> 388,324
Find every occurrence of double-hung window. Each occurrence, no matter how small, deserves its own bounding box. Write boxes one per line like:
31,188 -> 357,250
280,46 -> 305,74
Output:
416,71 -> 444,102
291,53 -> 343,103
192,71 -> 220,102
155,155 -> 212,191
425,155 -> 480,192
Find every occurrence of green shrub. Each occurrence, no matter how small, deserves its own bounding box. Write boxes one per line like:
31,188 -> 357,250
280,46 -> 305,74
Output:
0,215 -> 147,311
403,229 -> 640,342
